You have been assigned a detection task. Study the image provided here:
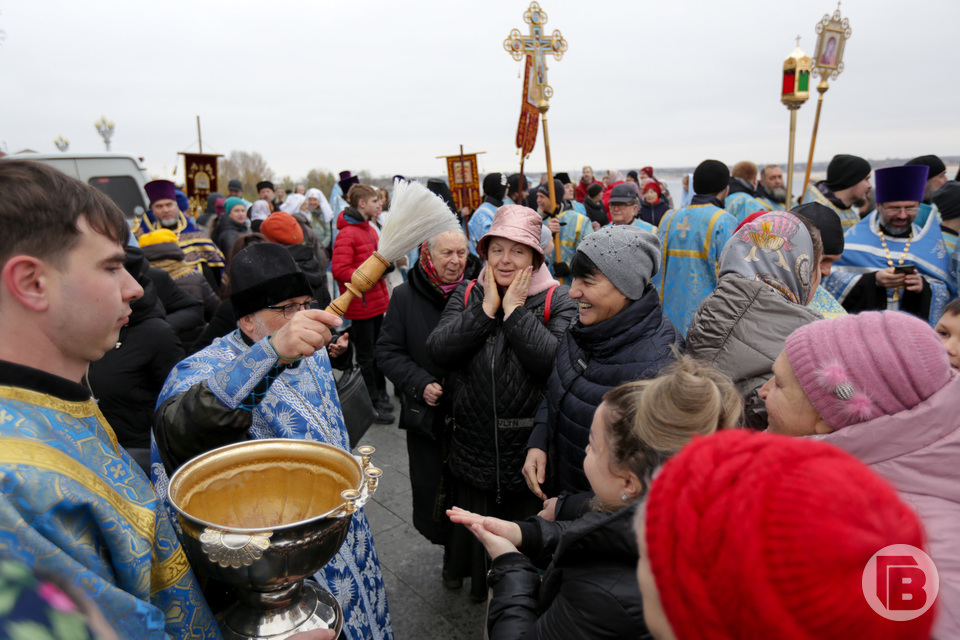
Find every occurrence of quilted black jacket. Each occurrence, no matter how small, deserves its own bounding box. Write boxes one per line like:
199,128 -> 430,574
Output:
485,502 -> 652,639
427,278 -> 577,496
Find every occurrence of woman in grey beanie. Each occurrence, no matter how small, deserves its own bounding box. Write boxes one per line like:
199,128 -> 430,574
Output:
523,224 -> 683,518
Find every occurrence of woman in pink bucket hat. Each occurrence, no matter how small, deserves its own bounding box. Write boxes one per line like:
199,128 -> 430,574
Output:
427,205 -> 578,601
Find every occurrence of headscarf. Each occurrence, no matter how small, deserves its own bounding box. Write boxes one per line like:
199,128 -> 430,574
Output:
719,211 -> 815,305
418,243 -> 465,298
249,200 -> 271,224
280,193 -> 307,216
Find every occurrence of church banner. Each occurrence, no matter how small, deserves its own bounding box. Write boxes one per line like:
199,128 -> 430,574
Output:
515,54 -> 540,160
445,153 -> 481,212
180,152 -> 221,218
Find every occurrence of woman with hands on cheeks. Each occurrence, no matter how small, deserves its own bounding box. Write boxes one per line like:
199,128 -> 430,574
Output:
427,205 -> 578,603
448,357 -> 742,639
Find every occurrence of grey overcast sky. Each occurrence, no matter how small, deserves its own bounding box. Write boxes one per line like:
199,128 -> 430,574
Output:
1,0 -> 958,182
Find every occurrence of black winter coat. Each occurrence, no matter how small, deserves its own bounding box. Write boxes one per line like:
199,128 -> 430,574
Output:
375,264 -> 452,438
427,277 -> 577,495
88,277 -> 184,450
486,503 -> 651,639
529,286 -> 681,494
212,215 -> 250,256
145,267 -> 204,350
638,198 -> 671,227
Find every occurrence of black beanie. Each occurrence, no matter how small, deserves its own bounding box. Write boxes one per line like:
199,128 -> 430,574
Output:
482,173 -> 508,201
230,243 -> 312,319
907,155 -> 946,179
932,181 -> 960,221
825,155 -> 871,191
693,160 -> 730,195
538,179 -> 565,199
790,202 -> 845,256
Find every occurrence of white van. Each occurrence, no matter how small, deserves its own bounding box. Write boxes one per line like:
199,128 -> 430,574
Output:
1,152 -> 150,221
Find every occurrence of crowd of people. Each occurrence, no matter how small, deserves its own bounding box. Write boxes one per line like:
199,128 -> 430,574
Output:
0,150 -> 958,639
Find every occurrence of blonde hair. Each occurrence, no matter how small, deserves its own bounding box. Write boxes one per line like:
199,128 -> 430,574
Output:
602,356 -> 743,486
731,161 -> 758,183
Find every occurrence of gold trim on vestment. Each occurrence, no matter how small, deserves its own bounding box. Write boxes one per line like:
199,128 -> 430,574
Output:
0,386 -> 120,453
0,436 -> 191,594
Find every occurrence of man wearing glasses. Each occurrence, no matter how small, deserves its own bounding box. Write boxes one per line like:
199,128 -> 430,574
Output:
824,164 -> 956,323
151,242 -> 394,640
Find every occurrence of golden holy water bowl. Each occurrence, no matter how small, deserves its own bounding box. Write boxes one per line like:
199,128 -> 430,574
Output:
168,439 -> 381,640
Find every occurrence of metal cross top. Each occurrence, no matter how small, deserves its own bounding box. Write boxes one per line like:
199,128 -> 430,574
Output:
503,2 -> 567,106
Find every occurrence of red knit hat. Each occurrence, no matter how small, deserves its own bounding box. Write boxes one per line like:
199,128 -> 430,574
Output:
785,311 -> 952,430
644,429 -> 933,640
642,181 -> 662,197
260,212 -> 304,246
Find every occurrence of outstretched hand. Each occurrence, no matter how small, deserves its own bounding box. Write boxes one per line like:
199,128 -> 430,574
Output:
522,448 -> 548,500
447,506 -> 522,559
502,266 -> 533,319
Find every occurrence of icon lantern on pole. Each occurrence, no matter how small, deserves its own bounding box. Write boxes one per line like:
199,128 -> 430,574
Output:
781,40 -> 812,209
53,135 -> 69,152
94,116 -> 115,151
801,2 -> 852,197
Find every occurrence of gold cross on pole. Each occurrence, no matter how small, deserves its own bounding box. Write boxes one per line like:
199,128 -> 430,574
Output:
503,2 -> 567,108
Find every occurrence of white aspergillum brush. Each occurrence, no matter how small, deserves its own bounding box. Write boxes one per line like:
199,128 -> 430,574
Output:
325,179 -> 460,317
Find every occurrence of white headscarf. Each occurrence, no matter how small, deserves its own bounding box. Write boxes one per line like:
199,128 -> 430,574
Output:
280,193 -> 307,216
305,188 -> 335,223
249,200 -> 271,223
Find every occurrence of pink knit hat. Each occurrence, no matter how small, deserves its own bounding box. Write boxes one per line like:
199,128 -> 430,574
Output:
476,205 -> 545,268
784,311 -> 951,430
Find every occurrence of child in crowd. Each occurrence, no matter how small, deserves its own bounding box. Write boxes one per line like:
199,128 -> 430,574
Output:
935,297 -> 960,368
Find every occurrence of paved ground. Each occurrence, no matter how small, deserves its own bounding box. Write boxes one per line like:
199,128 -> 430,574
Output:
358,397 -> 487,640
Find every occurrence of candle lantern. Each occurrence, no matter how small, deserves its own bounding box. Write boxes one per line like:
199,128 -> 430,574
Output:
781,41 -> 812,209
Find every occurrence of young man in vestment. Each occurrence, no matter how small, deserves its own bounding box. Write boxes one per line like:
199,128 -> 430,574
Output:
655,159 -> 738,336
824,164 -> 956,325
151,243 -> 394,640
800,154 -> 872,230
0,160 -> 221,638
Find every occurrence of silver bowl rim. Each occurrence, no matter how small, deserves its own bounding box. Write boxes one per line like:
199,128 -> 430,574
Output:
167,438 -> 371,534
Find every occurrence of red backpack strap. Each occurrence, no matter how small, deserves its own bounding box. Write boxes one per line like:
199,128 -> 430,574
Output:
544,285 -> 558,323
464,279 -> 477,308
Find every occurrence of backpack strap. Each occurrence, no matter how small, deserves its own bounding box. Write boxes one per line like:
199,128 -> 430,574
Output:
464,279 -> 477,308
544,285 -> 558,323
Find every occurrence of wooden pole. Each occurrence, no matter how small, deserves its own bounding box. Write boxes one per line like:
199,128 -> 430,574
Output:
196,116 -> 203,154
540,110 -> 561,263
801,80 -> 829,199
786,108 -> 799,210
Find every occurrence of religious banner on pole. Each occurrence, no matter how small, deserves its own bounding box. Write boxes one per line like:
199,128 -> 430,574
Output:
443,152 -> 481,213
516,54 -> 540,160
179,152 -> 222,218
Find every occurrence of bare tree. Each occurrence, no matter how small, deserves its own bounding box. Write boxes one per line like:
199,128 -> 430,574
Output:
304,169 -> 337,196
219,151 -> 274,201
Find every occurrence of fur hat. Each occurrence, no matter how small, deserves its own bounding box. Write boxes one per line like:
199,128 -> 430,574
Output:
229,243 -> 311,319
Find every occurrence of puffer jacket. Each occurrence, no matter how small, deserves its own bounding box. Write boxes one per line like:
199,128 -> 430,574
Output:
685,273 -> 821,428
529,286 -> 681,494
486,502 -> 651,639
814,374 -> 960,640
638,198 -> 671,227
427,275 -> 577,496
331,208 -> 389,320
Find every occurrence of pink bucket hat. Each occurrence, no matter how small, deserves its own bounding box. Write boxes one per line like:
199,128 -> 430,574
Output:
476,205 -> 545,268
784,311 -> 952,430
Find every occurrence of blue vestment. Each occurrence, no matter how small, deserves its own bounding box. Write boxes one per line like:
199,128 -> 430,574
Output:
808,284 -> 847,319
824,212 -> 956,325
545,208 -> 593,284
654,203 -> 738,336
151,332 -> 393,640
0,367 -> 219,639
468,202 -> 497,255
725,191 -> 766,223
801,183 -> 859,230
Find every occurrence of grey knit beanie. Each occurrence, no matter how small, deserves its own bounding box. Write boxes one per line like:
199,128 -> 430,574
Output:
576,225 -> 661,300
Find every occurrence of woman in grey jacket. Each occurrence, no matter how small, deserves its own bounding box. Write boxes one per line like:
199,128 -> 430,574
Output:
685,211 -> 823,429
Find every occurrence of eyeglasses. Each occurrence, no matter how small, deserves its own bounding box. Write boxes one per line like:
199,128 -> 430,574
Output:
880,205 -> 919,215
609,202 -> 637,210
264,300 -> 316,319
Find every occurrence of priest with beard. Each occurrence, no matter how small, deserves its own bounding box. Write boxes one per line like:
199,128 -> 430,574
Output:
755,164 -> 788,210
824,165 -> 956,325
